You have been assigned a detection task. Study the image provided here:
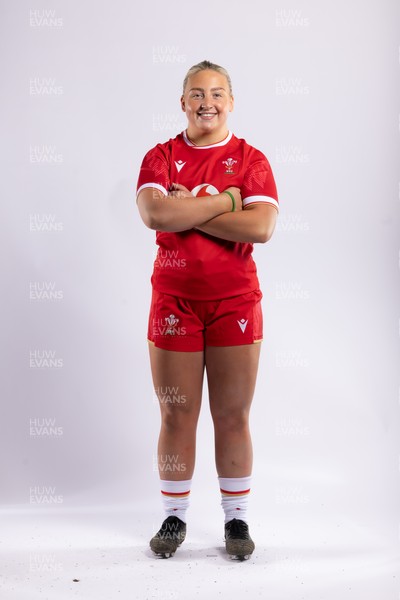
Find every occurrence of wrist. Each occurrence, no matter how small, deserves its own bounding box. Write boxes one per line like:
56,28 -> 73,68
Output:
215,191 -> 232,213
222,190 -> 235,212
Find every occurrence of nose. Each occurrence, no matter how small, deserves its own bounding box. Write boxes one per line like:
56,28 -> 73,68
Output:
200,93 -> 214,108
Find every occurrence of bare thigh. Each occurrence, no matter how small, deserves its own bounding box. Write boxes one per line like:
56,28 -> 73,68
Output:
205,344 -> 261,420
149,344 -> 205,479
205,343 -> 261,476
149,344 -> 205,420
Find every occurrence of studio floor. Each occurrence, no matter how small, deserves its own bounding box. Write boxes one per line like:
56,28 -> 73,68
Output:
1,503 -> 399,600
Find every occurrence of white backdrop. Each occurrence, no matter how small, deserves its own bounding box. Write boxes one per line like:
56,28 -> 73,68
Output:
1,0 -> 399,597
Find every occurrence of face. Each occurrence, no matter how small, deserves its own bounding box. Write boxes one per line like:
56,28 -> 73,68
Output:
181,69 -> 234,138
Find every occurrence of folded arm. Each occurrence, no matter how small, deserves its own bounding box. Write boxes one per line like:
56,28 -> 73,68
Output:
136,185 -> 240,232
195,203 -> 278,243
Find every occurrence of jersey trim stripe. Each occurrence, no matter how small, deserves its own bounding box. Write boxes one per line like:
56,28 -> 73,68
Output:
183,129 -> 233,149
243,195 -> 279,210
137,182 -> 168,197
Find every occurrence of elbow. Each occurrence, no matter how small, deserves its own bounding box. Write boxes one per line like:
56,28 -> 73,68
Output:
256,230 -> 269,244
137,192 -> 168,230
146,215 -> 162,231
257,215 -> 277,243
142,209 -> 165,231
141,215 -> 158,231
251,207 -> 278,243
144,213 -> 177,232
254,225 -> 274,244
257,235 -> 269,244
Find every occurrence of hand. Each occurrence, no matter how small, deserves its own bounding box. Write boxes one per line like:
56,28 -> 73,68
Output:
224,187 -> 242,211
168,183 -> 193,199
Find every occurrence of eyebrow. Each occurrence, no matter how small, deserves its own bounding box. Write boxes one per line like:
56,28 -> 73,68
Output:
188,87 -> 226,92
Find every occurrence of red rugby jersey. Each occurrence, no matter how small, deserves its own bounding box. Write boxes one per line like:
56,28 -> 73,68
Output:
136,130 -> 278,300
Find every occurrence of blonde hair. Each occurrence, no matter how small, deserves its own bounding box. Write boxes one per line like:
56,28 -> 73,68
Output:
182,60 -> 233,96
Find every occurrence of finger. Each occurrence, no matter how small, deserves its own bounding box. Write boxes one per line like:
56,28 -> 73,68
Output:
172,183 -> 190,192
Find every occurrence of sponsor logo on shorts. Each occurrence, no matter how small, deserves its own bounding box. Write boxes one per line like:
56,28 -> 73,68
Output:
152,314 -> 187,337
237,318 -> 248,333
165,314 -> 179,335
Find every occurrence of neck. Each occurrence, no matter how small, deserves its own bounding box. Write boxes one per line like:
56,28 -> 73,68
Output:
185,127 -> 229,147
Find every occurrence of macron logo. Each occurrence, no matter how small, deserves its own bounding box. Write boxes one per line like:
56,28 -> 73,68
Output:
174,160 -> 186,172
237,319 -> 248,333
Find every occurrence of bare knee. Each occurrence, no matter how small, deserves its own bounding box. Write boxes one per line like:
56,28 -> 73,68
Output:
160,405 -> 199,433
212,409 -> 250,435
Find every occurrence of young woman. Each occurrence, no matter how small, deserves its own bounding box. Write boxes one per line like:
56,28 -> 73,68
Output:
136,60 -> 279,560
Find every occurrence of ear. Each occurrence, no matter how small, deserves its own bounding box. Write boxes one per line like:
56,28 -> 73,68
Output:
229,95 -> 234,112
180,95 -> 185,112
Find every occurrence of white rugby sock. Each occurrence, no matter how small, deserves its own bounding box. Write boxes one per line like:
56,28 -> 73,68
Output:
160,479 -> 192,523
218,475 -> 251,524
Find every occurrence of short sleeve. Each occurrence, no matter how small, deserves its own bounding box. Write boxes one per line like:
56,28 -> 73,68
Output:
136,144 -> 171,197
241,158 -> 279,211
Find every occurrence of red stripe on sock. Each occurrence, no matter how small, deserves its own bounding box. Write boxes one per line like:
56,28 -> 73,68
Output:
161,490 -> 190,497
220,488 -> 250,495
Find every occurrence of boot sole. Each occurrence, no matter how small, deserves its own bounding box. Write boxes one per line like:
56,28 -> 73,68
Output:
229,553 -> 252,561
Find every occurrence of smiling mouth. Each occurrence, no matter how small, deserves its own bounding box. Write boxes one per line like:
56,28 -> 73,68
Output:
197,112 -> 217,119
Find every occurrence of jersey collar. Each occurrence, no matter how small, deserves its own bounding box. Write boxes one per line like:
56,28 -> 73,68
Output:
182,129 -> 233,149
